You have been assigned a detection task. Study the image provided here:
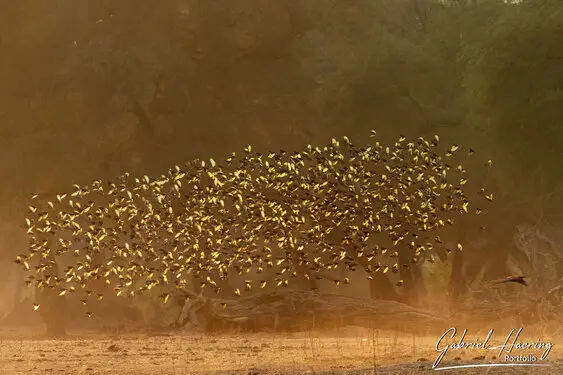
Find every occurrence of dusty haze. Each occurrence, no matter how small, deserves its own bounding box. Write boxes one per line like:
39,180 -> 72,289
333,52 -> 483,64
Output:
1,1 -> 562,374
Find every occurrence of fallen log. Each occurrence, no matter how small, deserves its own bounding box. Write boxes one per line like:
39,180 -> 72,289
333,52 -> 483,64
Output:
176,289 -> 446,334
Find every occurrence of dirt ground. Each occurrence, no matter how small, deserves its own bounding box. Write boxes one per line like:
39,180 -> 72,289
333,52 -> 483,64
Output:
0,324 -> 560,375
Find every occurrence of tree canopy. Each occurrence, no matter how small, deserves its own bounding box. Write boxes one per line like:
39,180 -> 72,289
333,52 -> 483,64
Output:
0,0 -> 562,254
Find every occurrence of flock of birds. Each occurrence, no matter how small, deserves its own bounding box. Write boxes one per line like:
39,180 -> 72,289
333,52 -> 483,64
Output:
16,131 -> 494,314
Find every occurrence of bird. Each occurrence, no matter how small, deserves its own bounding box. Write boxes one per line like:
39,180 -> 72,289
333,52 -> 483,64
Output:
497,275 -> 528,286
17,131 -> 494,309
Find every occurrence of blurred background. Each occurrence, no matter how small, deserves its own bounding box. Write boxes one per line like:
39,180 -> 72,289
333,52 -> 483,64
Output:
0,0 -> 562,330
1,0 -> 562,241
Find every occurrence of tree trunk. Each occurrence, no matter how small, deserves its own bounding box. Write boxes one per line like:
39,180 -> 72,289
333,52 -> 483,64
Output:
177,289 -> 446,334
36,287 -> 68,337
34,234 -> 69,337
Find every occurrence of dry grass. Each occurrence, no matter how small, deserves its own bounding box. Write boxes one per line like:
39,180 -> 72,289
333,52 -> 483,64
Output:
0,324 -> 561,375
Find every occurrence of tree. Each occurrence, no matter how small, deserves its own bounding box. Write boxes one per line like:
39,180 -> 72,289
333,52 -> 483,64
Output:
462,0 -> 563,216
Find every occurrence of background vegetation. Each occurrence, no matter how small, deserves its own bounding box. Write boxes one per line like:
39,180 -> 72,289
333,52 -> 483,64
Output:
1,0 -> 562,257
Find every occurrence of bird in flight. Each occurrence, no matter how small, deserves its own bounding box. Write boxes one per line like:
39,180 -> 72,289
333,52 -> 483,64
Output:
498,275 -> 528,286
17,131 -> 493,307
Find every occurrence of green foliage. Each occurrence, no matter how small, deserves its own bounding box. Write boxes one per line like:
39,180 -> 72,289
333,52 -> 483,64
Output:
462,0 -> 563,213
0,0 -> 562,229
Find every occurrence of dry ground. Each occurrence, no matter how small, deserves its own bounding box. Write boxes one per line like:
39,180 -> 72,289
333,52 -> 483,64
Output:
0,324 -> 561,375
